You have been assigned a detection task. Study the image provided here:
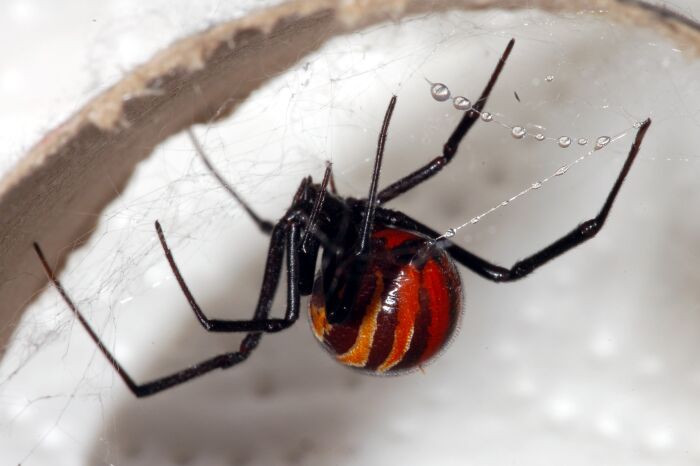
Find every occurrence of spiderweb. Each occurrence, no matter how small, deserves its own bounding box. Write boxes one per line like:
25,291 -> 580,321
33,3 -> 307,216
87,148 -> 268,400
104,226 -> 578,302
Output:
2,1 -> 700,465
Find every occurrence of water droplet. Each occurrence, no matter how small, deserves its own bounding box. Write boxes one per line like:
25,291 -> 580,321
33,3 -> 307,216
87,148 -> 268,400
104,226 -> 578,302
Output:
430,83 -> 450,102
545,75 -> 555,82
555,166 -> 569,176
444,228 -> 456,238
577,138 -> 588,146
595,136 -> 611,150
534,133 -> 545,141
511,126 -> 527,139
531,182 -> 542,189
480,112 -> 493,122
452,96 -> 471,110
558,136 -> 571,148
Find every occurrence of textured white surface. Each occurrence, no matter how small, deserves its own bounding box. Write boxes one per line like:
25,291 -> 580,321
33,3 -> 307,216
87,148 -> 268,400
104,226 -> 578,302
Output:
2,2 -> 700,465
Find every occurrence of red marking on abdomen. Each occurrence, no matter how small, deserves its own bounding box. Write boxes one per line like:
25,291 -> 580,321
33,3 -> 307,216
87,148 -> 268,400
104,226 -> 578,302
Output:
308,227 -> 462,375
419,259 -> 453,363
373,229 -> 418,249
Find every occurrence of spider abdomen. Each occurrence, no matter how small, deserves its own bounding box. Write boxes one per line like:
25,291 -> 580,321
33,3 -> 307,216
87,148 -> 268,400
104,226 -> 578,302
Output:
309,228 -> 462,374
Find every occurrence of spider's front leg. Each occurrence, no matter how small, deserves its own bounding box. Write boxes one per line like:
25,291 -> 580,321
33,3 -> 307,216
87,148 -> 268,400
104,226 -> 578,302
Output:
377,38 -> 515,204
375,118 -> 652,282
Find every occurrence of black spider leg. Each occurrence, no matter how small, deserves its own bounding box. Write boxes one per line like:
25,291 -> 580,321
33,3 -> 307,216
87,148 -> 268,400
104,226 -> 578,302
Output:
377,38 -> 515,204
328,168 -> 339,195
33,222 -> 298,397
188,128 -> 274,234
185,129 -> 338,323
301,161 -> 333,253
189,129 -> 338,255
297,163 -> 335,294
375,118 -> 651,282
156,220 -> 301,333
325,96 -> 397,323
354,95 -> 397,255
184,128 -> 340,327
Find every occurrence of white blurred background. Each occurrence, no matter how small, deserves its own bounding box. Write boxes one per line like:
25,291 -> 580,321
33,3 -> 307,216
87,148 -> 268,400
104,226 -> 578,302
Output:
1,1 -> 700,465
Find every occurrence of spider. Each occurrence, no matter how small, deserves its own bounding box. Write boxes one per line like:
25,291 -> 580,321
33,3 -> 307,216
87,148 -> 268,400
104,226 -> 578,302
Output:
34,39 -> 651,397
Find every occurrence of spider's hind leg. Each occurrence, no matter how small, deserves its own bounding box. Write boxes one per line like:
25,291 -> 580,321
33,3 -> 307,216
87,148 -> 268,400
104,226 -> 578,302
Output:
33,215 -> 303,397
156,219 -> 301,333
188,128 -> 274,234
33,242 -> 257,397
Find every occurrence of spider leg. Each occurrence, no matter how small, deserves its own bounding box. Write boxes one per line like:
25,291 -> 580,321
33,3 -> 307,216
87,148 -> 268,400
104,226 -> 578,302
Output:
33,242 -> 266,397
375,118 -> 651,282
377,39 -> 514,205
299,234 -> 321,295
329,168 -> 338,195
355,95 -> 397,255
301,162 -> 333,253
156,219 -> 301,332
34,223 -> 299,398
188,128 -> 274,234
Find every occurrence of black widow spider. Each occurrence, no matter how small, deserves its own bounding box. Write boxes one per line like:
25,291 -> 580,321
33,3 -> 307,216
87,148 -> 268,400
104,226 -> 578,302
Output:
34,39 -> 651,397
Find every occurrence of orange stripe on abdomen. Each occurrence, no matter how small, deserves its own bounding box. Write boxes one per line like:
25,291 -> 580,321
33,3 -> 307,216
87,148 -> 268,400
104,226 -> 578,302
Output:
336,273 -> 384,368
378,266 -> 420,372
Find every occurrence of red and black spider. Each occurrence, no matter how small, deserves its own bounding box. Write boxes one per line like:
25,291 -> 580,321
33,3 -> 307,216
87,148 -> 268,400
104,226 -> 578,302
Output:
34,39 -> 651,397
